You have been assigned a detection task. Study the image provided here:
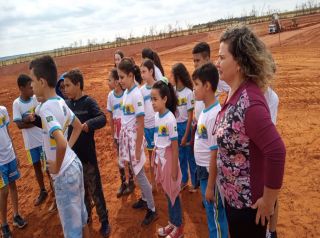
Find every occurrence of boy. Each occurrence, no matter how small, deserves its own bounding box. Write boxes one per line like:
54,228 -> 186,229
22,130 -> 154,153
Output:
29,55 -> 89,238
0,106 -> 27,238
192,63 -> 228,238
12,74 -> 48,206
64,69 -> 111,237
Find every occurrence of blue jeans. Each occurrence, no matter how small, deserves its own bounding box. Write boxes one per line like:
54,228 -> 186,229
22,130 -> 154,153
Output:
200,178 -> 228,238
177,121 -> 197,186
54,158 -> 88,238
166,194 -> 182,227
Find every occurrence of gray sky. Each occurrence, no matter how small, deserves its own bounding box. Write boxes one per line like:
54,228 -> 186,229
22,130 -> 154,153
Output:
0,0 -> 312,57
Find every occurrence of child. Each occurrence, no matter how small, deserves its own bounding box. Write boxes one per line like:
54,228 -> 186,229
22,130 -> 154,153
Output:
0,106 -> 27,238
151,78 -> 184,238
12,74 -> 48,206
117,57 -> 158,226
140,59 -> 157,190
29,55 -> 89,238
172,63 -> 197,192
142,48 -> 164,81
107,68 -> 135,197
63,69 -> 111,237
56,72 -> 67,99
192,63 -> 228,238
114,50 -> 124,68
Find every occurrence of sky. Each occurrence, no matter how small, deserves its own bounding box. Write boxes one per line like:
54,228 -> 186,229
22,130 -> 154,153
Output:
0,0 -> 315,57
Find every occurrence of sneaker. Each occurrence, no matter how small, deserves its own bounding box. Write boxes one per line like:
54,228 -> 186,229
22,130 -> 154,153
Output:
158,222 -> 174,237
141,209 -> 159,226
34,189 -> 48,206
188,186 -> 198,193
132,198 -> 148,209
13,214 -> 27,229
117,182 -> 127,198
99,221 -> 111,237
123,181 -> 135,195
180,183 -> 188,191
166,225 -> 183,238
1,224 -> 12,238
266,230 -> 277,238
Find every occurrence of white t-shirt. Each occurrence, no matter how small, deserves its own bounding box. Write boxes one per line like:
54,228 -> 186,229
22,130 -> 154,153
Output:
194,101 -> 221,169
140,84 -> 155,129
0,106 -> 16,166
121,85 -> 145,128
217,79 -> 230,94
194,100 -> 205,122
106,90 -> 124,120
264,87 -> 279,125
176,87 -> 194,123
12,96 -> 43,150
38,97 -> 76,178
154,65 -> 163,81
154,110 -> 178,159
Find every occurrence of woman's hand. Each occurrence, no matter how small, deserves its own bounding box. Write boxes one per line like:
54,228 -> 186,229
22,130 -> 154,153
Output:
251,197 -> 275,226
205,187 -> 216,204
180,136 -> 187,146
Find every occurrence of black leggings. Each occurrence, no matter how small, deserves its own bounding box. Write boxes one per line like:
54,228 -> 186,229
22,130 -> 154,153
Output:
225,202 -> 267,238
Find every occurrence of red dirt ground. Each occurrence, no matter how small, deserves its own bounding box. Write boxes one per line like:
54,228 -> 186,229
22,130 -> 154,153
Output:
0,13 -> 319,238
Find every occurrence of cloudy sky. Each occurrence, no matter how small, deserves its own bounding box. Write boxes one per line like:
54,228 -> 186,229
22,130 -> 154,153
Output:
0,0 -> 312,57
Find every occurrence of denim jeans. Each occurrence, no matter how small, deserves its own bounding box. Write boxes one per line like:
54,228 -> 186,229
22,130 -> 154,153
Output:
166,194 -> 182,227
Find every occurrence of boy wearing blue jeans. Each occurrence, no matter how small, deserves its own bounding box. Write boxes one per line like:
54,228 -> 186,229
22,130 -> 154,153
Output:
29,55 -> 89,238
0,106 -> 27,238
192,63 -> 228,238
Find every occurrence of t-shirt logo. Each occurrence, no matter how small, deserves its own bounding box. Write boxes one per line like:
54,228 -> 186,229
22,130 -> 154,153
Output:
177,97 -> 187,106
174,126 -> 177,131
138,102 -> 142,107
123,104 -> 135,115
158,125 -> 169,137
46,116 -> 53,123
191,99 -> 195,105
197,124 -> 208,139
62,106 -> 67,116
0,116 -> 5,126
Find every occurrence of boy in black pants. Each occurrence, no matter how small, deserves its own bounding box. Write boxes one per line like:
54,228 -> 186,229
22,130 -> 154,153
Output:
64,69 -> 110,237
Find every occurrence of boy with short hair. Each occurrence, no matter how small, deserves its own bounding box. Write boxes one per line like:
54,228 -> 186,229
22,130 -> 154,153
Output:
63,69 -> 111,237
12,74 -> 48,206
29,55 -> 89,238
192,63 -> 228,238
0,106 -> 27,238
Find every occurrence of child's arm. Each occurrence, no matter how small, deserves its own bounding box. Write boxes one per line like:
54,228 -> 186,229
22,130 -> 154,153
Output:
135,115 -> 144,161
83,97 -> 106,133
205,150 -> 218,203
108,112 -> 115,140
49,130 -> 67,174
14,120 -> 35,129
181,110 -> 193,146
68,116 -> 83,148
7,126 -> 20,166
171,139 -> 179,181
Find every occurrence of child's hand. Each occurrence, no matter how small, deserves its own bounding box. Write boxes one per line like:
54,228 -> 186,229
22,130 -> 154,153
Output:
22,113 -> 35,123
180,136 -> 187,146
82,123 -> 89,133
47,160 -> 59,174
205,187 -> 216,204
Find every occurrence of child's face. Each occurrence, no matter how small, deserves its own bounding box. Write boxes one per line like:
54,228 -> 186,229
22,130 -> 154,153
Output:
114,54 -> 122,67
193,78 -> 206,101
108,74 -> 116,90
118,69 -> 133,90
59,81 -> 66,98
20,81 -> 34,98
30,69 -> 44,98
64,77 -> 79,100
151,88 -> 166,113
140,66 -> 153,83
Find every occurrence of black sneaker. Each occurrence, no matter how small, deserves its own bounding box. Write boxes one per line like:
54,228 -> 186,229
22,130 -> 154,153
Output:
99,221 -> 111,237
266,230 -> 278,238
13,214 -> 27,229
123,181 -> 135,195
34,189 -> 48,206
117,182 -> 127,198
132,198 -> 148,209
1,224 -> 12,238
141,209 -> 158,226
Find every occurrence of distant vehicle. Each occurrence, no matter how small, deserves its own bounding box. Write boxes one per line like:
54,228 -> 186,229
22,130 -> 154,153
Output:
268,24 -> 279,34
269,14 -> 281,34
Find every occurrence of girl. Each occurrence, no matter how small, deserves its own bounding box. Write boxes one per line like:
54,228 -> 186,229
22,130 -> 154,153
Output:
142,48 -> 164,81
117,57 -> 158,226
151,78 -> 184,238
140,59 -> 157,190
172,63 -> 197,192
114,50 -> 124,67
107,68 -> 135,197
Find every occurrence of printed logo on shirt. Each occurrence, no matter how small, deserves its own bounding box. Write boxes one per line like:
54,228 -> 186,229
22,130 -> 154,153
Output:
46,116 -> 53,123
191,99 -> 195,105
0,116 -> 5,126
49,136 -> 57,149
197,124 -> 208,139
177,97 -> 187,106
62,106 -> 67,116
157,125 -> 169,137
113,102 -> 122,112
137,101 -> 142,107
123,104 -> 135,115
174,126 -> 177,132
143,95 -> 151,101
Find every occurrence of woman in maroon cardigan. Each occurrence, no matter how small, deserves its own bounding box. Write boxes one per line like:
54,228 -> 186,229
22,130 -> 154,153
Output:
214,25 -> 286,238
